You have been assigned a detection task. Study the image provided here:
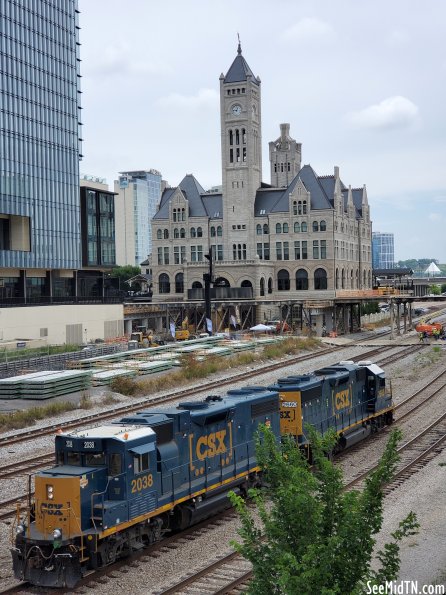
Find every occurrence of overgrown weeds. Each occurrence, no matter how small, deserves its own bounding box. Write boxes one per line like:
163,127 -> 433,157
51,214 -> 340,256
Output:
0,394 -> 95,432
110,337 -> 321,397
0,337 -> 322,430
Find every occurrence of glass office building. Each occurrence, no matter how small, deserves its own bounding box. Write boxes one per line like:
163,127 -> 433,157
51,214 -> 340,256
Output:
115,170 -> 162,266
372,232 -> 394,269
0,0 -> 82,270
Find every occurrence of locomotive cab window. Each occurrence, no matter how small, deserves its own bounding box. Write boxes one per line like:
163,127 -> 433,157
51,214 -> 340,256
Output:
109,453 -> 122,476
56,451 -> 64,466
67,452 -> 81,466
85,452 -> 106,466
133,452 -> 150,474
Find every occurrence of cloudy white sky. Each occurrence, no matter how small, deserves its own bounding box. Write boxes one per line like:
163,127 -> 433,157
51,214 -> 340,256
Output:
78,0 -> 446,263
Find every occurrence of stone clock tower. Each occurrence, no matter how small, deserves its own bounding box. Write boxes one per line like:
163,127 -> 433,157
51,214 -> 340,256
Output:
219,43 -> 262,260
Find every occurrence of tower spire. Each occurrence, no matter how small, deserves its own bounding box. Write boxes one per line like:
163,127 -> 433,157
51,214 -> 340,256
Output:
237,33 -> 242,55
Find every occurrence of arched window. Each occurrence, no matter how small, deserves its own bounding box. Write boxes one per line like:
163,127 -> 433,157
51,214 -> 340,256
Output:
192,281 -> 203,289
214,277 -> 230,287
217,226 -> 222,237
294,222 -> 300,233
368,270 -> 371,287
312,221 -> 318,232
355,269 -> 359,289
263,224 -> 269,234
277,269 -> 290,291
164,229 -> 169,239
296,269 -> 309,290
303,200 -> 307,214
301,222 -> 307,232
173,209 -> 177,222
276,223 -> 282,234
350,269 -> 354,289
210,226 -> 216,237
180,228 -> 185,238
320,220 -> 326,231
156,229 -> 162,240
174,228 -> 179,239
342,269 -> 346,289
175,273 -> 184,294
335,268 -> 339,289
159,273 -> 170,294
190,227 -> 196,238
256,224 -> 262,235
181,208 -> 185,221
293,201 -> 297,216
197,227 -> 203,237
314,268 -> 327,290
283,223 -> 289,233
268,277 -> 273,294
260,278 -> 265,296
363,270 -> 366,287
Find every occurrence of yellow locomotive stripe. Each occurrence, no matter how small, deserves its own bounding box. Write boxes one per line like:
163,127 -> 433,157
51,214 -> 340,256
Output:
98,466 -> 261,539
335,405 -> 394,435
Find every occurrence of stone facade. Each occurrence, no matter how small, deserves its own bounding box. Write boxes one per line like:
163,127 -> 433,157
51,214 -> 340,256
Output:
151,45 -> 372,306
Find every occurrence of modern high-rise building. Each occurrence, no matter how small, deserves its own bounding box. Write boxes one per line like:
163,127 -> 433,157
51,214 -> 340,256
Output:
0,2 -> 123,344
372,232 -> 394,269
1,0 -> 82,276
114,170 -> 163,266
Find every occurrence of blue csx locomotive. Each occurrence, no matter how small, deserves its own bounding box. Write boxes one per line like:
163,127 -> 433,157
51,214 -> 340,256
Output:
12,360 -> 393,587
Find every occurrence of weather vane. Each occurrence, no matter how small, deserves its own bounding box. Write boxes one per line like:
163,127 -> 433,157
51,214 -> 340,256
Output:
237,32 -> 242,54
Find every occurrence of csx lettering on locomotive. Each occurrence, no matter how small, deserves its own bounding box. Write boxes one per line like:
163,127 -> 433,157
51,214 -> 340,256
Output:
334,388 -> 351,411
196,429 -> 227,460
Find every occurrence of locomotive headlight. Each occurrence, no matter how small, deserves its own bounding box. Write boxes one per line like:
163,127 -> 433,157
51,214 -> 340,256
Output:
52,528 -> 62,540
47,485 -> 54,500
16,523 -> 26,535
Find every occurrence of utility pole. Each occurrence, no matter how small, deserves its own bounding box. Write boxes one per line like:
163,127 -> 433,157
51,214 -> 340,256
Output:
204,249 -> 214,335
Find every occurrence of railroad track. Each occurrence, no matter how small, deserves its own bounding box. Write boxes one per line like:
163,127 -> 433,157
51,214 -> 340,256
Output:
156,551 -> 252,595
346,410 -> 446,493
153,381 -> 446,595
0,343 -> 427,592
0,344 -> 422,523
0,342 -> 403,449
0,345 -> 341,447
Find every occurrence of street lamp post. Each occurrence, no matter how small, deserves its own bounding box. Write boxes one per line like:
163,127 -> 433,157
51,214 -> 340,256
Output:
204,250 -> 214,335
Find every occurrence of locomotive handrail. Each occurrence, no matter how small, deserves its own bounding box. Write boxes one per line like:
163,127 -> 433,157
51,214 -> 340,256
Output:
90,477 -> 113,531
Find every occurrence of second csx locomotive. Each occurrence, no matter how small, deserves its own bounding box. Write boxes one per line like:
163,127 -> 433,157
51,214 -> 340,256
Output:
12,360 -> 393,588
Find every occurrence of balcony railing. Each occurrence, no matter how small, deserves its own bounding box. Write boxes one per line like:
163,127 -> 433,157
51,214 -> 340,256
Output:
0,296 -> 124,308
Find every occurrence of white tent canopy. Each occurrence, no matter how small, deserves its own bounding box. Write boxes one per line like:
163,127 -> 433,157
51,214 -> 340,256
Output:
425,261 -> 441,275
250,323 -> 273,332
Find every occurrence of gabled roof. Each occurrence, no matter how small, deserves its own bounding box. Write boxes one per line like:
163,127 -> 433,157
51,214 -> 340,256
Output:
153,174 -> 208,220
298,165 -> 333,210
224,44 -> 259,85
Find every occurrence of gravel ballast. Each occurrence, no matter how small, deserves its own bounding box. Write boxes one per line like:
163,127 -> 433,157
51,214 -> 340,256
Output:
1,334 -> 445,592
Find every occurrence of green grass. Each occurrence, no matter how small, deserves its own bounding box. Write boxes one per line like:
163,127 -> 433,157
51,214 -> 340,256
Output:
0,337 -> 322,430
0,397 -> 92,432
0,344 -> 81,364
110,337 -> 321,397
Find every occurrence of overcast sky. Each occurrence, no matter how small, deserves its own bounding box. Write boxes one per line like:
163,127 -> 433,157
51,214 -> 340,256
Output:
78,0 -> 446,263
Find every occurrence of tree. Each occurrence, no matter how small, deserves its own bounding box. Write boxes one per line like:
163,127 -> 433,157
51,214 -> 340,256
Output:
230,426 -> 418,595
441,283 -> 446,294
110,265 -> 141,291
361,301 -> 380,315
428,284 -> 440,295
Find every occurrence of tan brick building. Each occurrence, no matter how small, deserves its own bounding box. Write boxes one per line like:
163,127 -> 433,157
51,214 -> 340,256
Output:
151,44 -> 372,328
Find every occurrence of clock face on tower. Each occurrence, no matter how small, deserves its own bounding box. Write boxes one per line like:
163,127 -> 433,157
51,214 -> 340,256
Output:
231,104 -> 242,116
